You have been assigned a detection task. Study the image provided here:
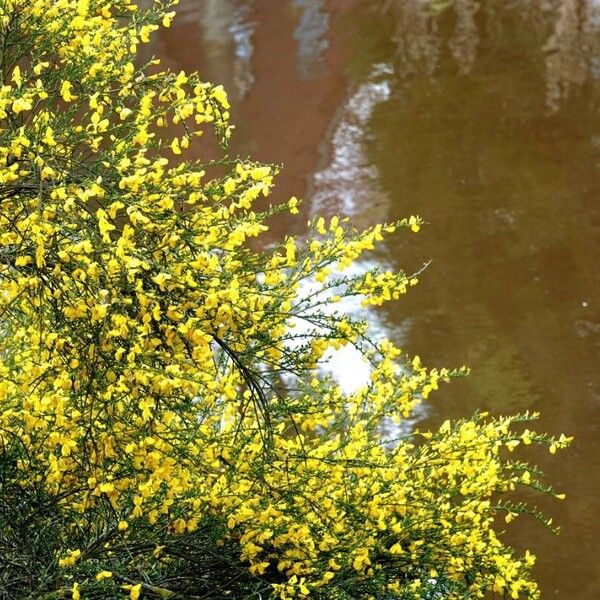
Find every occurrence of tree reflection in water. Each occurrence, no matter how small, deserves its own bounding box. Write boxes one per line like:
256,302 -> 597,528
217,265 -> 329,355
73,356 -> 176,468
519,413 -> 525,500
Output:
544,0 -> 595,111
385,0 -> 599,111
292,0 -> 330,77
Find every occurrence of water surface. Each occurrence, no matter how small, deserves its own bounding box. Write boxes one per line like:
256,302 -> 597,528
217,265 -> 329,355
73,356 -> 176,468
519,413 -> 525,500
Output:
158,1 -> 600,597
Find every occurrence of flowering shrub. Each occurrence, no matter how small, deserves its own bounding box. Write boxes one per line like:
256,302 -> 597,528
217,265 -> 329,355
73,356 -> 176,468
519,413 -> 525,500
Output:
0,1 -> 571,598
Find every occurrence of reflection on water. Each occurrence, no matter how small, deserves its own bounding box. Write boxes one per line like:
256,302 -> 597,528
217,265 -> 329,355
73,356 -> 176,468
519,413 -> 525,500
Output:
449,0 -> 479,74
153,0 -> 334,100
544,0 -> 595,111
362,2 -> 600,597
190,0 -> 257,100
228,4 -> 257,99
150,0 -> 257,102
311,62 -> 392,220
384,0 -> 440,77
385,0 -> 599,111
292,0 -> 330,77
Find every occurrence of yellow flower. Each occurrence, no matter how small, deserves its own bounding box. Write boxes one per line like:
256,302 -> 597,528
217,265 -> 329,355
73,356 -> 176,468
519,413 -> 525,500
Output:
33,61 -> 49,75
11,65 -> 22,87
162,11 -> 175,27
12,97 -> 33,113
211,85 -> 230,109
130,584 -> 142,600
60,80 -> 76,102
58,549 -> 81,568
170,137 -> 181,155
408,215 -> 421,232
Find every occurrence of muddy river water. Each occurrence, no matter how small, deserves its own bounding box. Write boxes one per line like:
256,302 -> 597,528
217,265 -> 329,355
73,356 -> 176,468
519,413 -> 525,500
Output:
152,1 -> 600,597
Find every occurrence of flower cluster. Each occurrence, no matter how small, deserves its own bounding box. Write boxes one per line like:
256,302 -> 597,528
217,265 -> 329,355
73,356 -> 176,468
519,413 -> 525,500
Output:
0,1 -> 570,598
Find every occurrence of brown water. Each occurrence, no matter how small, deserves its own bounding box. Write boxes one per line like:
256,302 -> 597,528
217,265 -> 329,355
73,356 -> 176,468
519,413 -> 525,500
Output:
156,1 -> 600,597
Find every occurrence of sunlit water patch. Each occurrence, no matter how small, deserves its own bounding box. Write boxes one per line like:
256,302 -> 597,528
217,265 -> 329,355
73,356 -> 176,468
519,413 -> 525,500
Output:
285,260 -> 426,439
311,62 -> 393,219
